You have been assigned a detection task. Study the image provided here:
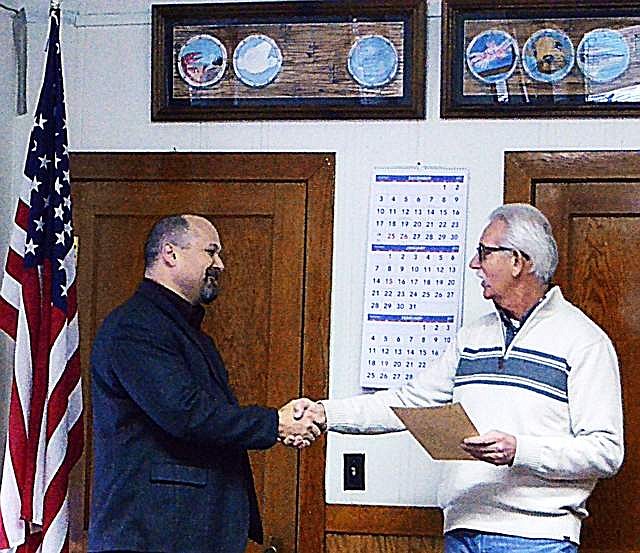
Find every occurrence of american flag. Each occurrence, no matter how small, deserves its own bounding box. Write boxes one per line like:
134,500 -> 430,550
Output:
0,4 -> 83,552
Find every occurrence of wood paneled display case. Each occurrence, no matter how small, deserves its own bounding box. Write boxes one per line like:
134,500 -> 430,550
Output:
152,0 -> 426,121
442,0 -> 640,118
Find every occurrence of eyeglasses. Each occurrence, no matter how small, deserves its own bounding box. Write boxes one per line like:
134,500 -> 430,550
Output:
476,243 -> 530,262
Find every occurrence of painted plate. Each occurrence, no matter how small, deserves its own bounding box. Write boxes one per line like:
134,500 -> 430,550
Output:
466,29 -> 518,84
577,28 -> 630,83
522,29 -> 575,83
177,34 -> 227,88
347,35 -> 399,88
233,34 -> 283,88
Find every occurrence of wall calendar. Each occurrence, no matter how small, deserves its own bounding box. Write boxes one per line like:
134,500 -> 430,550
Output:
360,166 -> 469,389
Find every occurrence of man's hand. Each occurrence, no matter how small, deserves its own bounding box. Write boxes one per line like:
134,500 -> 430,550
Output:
293,398 -> 326,430
460,430 -> 516,465
278,399 -> 324,449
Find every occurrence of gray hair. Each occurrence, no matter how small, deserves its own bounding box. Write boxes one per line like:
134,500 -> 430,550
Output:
144,215 -> 192,269
489,203 -> 558,284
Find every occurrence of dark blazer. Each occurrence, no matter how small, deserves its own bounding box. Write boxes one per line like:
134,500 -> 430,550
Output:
88,281 -> 278,553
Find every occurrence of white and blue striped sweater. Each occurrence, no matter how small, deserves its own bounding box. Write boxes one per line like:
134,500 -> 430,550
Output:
324,286 -> 623,544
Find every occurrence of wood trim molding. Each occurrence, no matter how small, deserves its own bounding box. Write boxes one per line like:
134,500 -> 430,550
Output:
504,150 -> 640,203
297,155 -> 335,553
69,152 -> 334,182
325,505 -> 443,537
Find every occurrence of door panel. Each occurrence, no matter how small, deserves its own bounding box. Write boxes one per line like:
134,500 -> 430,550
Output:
68,153 -> 334,553
505,152 -> 640,552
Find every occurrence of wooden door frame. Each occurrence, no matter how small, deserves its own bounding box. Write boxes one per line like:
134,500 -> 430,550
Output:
504,150 -> 640,203
69,152 -> 334,552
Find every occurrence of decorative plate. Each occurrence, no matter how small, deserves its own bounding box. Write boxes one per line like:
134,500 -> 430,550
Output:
466,29 -> 519,84
522,29 -> 575,83
577,28 -> 630,83
347,34 -> 399,88
177,34 -> 227,88
233,34 -> 283,88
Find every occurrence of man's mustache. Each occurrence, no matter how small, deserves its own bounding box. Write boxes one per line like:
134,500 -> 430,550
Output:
206,267 -> 222,279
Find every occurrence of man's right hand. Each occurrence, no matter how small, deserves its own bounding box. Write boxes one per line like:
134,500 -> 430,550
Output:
278,398 -> 326,449
277,399 -> 325,448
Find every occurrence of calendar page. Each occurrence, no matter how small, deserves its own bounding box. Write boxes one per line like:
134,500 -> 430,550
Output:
360,167 -> 469,389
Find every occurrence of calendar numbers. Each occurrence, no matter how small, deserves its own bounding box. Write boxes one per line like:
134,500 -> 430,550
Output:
360,169 -> 468,388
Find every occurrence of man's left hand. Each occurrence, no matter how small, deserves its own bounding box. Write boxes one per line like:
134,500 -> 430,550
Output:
460,431 -> 516,465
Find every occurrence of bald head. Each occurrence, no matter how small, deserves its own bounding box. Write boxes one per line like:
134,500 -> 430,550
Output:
144,215 -> 190,270
144,214 -> 224,304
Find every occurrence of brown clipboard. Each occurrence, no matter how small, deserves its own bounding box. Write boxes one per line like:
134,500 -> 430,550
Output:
391,403 -> 479,461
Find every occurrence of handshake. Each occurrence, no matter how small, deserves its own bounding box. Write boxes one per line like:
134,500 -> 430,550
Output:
277,398 -> 326,449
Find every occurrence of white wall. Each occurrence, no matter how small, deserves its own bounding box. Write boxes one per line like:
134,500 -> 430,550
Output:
1,0 -> 639,503
0,6 -> 20,470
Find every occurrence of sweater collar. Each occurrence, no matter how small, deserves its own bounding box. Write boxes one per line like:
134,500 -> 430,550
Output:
494,285 -> 561,326
141,278 -> 205,330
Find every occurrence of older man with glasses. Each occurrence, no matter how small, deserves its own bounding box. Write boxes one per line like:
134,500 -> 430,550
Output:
289,203 -> 623,553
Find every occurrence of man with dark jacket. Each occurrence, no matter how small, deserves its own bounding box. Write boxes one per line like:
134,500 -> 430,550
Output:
88,214 -> 320,553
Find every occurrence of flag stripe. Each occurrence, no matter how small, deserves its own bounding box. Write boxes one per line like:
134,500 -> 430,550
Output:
46,352 -> 80,442
8,378 -> 29,499
0,408 -> 26,546
4,248 -> 25,293
0,297 -> 17,340
15,199 -> 30,232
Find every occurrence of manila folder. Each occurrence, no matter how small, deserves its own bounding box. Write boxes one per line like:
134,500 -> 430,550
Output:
391,403 -> 479,461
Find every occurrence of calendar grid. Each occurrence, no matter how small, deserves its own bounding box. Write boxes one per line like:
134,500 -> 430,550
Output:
360,167 -> 469,389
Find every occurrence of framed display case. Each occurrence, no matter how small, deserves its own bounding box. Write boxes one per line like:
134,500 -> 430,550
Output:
441,0 -> 640,118
151,0 -> 426,121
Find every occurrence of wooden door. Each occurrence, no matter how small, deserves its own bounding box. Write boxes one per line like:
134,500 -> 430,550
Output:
67,153 -> 333,553
505,151 -> 640,553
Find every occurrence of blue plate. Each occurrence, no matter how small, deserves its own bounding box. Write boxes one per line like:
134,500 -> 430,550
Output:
347,35 -> 399,88
177,34 -> 227,88
233,34 -> 283,88
577,28 -> 630,83
522,29 -> 574,83
466,29 -> 518,84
